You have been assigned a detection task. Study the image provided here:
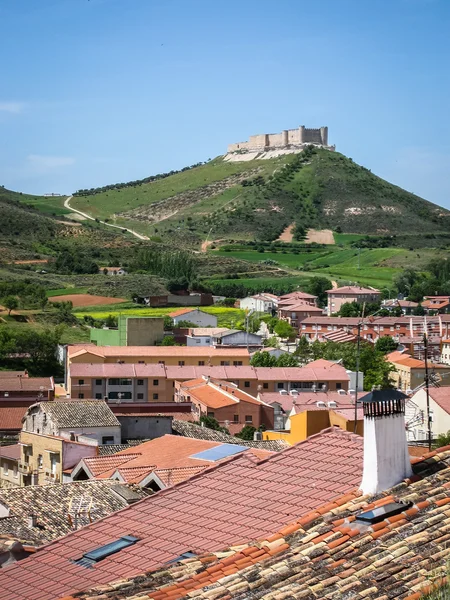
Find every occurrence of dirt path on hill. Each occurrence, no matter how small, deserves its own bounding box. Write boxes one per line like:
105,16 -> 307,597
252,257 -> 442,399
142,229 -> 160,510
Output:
278,224 -> 294,242
64,196 -> 150,241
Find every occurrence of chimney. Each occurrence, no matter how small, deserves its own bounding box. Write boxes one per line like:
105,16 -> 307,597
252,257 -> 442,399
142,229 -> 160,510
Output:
360,389 -> 412,496
28,514 -> 37,528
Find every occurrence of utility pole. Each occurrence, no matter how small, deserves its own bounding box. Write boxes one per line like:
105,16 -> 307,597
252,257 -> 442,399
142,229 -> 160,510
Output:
357,247 -> 361,270
423,331 -> 432,451
354,303 -> 366,434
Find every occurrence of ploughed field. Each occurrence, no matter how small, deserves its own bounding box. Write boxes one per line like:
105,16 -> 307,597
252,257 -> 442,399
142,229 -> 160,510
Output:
48,294 -> 126,307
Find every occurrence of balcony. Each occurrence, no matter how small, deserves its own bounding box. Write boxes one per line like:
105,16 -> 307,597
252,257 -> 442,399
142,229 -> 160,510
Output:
44,470 -> 60,483
18,462 -> 32,474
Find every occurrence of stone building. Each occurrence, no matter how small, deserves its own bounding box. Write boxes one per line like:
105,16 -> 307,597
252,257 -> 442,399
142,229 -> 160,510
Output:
228,125 -> 332,153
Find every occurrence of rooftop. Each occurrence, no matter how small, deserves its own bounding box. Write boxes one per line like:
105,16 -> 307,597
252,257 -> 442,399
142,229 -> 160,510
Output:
0,405 -> 30,431
327,285 -> 381,295
172,419 -> 289,451
0,428 -> 363,600
65,445 -> 450,600
0,480 -> 146,547
0,377 -> 54,392
168,308 -> 209,318
32,401 -> 120,428
69,344 -> 249,358
0,444 -> 20,460
179,378 -> 263,409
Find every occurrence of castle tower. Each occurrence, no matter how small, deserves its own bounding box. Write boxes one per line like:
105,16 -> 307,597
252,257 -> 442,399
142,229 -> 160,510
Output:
282,130 -> 289,146
299,125 -> 306,144
320,126 -> 328,146
360,390 -> 412,496
264,134 -> 270,148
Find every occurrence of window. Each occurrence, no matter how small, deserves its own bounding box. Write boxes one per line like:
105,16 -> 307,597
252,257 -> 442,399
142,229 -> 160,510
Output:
178,361 -> 185,366
78,393 -> 84,399
109,378 -> 132,386
244,381 -> 250,388
245,415 -> 253,423
195,339 -> 201,344
78,379 -> 84,385
153,393 -> 159,400
153,379 -> 159,386
207,411 -> 215,418
50,454 -> 58,475
138,360 -> 145,364
108,391 -> 132,400
336,383 -> 342,390
233,414 -> 239,423
74,536 -> 140,568
137,379 -> 144,386
13,464 -> 17,478
95,379 -> 102,386
38,454 -> 43,469
277,383 -> 284,389
3,462 -> 8,476
263,383 -> 269,389
137,393 -> 144,400
158,361 -> 165,365
95,393 -> 102,399
198,361 -> 205,366
221,361 -> 230,366
234,361 -> 243,366
102,436 -> 114,445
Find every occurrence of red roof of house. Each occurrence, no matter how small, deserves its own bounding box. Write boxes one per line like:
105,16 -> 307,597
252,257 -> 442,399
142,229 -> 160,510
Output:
179,378 -> 263,409
428,388 -> 450,415
326,286 -> 381,295
278,302 -> 323,313
0,377 -> 53,392
280,291 -> 317,300
69,345 -> 248,358
0,444 -> 20,460
0,405 -> 30,431
0,428 -> 363,600
168,308 -> 206,318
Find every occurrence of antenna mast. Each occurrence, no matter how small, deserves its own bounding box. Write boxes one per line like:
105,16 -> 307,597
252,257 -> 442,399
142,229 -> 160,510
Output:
423,326 -> 432,451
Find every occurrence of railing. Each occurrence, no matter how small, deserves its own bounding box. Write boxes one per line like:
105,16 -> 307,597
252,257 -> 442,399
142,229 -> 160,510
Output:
18,462 -> 32,474
45,471 -> 60,482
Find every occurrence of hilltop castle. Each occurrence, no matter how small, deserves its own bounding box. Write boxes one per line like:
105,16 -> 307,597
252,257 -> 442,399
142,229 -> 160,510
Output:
227,125 -> 333,154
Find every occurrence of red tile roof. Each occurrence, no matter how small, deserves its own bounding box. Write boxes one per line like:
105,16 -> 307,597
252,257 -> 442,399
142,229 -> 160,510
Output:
179,378 -> 263,409
69,345 -> 249,358
168,308 -> 207,318
0,377 -> 54,392
260,391 -> 352,413
0,444 -> 20,460
0,405 -> 29,431
327,285 -> 381,295
0,428 -> 363,600
428,387 -> 450,416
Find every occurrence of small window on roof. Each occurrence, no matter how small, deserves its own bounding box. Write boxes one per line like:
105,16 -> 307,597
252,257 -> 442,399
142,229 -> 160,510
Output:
74,535 -> 140,568
356,501 -> 412,525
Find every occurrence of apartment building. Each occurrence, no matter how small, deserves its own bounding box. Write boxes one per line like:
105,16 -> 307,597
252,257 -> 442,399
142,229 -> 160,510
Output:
277,302 -> 323,329
68,361 -> 350,403
326,286 -> 381,316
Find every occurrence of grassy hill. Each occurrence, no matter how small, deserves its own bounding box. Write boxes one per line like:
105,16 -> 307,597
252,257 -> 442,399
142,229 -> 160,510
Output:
64,148 -> 450,246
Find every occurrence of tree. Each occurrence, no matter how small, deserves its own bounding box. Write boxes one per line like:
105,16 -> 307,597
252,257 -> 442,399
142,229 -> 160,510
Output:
374,336 -> 398,354
3,296 -> 18,316
250,351 -> 298,367
199,415 -> 229,434
163,316 -> 173,330
294,335 -> 312,363
413,303 -> 426,316
235,425 -> 257,440
223,298 -> 236,307
337,301 -> 361,317
434,430 -> 450,449
263,336 -> 280,348
304,277 -> 332,307
160,335 -> 178,346
273,320 -> 295,339
276,353 -> 300,367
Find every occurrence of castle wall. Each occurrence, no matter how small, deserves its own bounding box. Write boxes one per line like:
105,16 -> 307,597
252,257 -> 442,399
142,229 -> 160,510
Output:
227,125 -> 330,154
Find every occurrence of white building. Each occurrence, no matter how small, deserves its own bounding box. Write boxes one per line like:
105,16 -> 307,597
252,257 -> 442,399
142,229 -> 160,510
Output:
213,330 -> 263,347
406,387 -> 450,443
169,308 -> 218,327
239,294 -> 278,313
21,401 -> 121,446
186,328 -> 230,347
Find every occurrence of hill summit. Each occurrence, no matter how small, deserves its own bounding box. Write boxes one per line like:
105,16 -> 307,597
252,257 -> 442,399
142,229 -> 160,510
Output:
68,146 -> 450,244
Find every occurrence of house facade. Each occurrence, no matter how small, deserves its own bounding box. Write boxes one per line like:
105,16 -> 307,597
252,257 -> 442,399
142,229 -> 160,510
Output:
169,308 -> 218,327
277,302 -> 323,329
239,294 -> 278,313
406,387 -> 450,442
0,445 -> 20,488
326,286 -> 381,316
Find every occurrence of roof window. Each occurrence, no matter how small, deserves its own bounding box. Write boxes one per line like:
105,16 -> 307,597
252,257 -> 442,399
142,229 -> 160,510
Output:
74,535 -> 140,568
355,501 -> 412,525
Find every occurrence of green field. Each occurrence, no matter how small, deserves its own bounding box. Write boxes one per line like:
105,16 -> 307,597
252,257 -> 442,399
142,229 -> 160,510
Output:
46,287 -> 90,297
18,194 -> 70,216
74,305 -> 245,328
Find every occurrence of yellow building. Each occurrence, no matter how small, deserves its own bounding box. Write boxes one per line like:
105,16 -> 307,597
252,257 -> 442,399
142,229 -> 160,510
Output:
387,352 -> 448,392
263,406 -> 363,445
19,431 -> 97,486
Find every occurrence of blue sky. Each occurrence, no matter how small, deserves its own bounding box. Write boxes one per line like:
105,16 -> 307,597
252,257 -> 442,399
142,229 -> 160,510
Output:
1,0 -> 449,206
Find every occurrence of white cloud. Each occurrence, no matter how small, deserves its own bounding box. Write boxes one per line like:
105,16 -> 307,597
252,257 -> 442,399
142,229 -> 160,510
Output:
26,154 -> 75,174
0,102 -> 25,114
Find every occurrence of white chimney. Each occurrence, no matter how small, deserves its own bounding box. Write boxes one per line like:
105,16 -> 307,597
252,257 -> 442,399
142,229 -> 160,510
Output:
360,390 -> 412,496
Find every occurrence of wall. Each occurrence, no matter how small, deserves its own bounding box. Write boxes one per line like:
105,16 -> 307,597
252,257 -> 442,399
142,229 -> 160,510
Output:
0,457 -> 20,488
117,415 -> 173,440
186,335 -> 213,346
227,126 -> 330,153
62,440 -> 97,471
20,431 -> 63,485
217,332 -> 262,347
90,328 -> 120,346
59,426 -> 120,445
408,389 -> 450,441
329,410 -> 364,436
172,311 -> 217,327
126,317 -> 165,346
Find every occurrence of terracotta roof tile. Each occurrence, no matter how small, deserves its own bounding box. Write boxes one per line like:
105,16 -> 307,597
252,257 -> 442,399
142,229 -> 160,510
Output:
0,405 -> 29,431
37,401 -> 120,428
0,428 -> 363,600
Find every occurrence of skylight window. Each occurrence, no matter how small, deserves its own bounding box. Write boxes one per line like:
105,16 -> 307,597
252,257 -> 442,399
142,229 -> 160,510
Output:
74,535 -> 140,568
356,501 -> 412,525
190,443 -> 248,462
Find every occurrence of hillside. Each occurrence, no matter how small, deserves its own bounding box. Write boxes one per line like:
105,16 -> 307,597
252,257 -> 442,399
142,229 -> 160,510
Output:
65,148 -> 450,245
